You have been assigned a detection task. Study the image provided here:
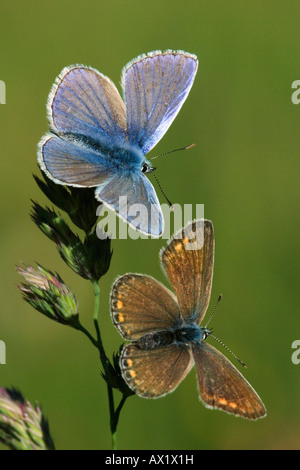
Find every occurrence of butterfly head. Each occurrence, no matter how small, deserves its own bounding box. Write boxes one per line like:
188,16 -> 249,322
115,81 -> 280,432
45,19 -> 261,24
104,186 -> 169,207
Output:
201,327 -> 213,340
141,161 -> 155,174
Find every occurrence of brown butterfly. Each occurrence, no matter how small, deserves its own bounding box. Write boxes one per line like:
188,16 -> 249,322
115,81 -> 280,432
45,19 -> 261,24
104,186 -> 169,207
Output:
110,219 -> 266,419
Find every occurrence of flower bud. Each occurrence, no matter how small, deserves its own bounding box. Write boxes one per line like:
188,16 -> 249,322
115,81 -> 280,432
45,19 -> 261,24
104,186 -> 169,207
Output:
31,203 -> 112,281
18,265 -> 79,326
0,387 -> 54,450
34,172 -> 99,232
101,347 -> 135,397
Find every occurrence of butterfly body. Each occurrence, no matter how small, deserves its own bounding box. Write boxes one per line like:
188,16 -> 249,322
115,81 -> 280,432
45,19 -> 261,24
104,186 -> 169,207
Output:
57,132 -> 147,174
111,220 -> 267,419
38,51 -> 198,237
135,324 -> 205,350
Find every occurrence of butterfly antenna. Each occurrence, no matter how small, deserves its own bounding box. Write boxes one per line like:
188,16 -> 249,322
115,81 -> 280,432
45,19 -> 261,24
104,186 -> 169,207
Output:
150,143 -> 196,161
204,295 -> 247,368
208,333 -> 247,369
149,144 -> 195,207
205,294 -> 222,328
149,168 -> 173,208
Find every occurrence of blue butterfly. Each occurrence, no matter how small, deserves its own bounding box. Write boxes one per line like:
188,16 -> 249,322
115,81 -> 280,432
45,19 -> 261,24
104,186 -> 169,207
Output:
38,50 -> 198,237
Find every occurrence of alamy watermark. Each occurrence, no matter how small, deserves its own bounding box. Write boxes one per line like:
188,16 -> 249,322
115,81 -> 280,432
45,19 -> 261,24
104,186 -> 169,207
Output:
291,340 -> 300,365
0,80 -> 6,104
0,340 -> 6,364
291,80 -> 300,104
96,200 -> 205,249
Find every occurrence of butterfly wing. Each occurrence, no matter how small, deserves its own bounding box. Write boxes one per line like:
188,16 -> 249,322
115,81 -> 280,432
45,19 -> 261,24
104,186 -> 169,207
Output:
120,343 -> 194,398
47,65 -> 127,143
38,134 -> 117,186
192,343 -> 266,420
161,219 -> 214,324
38,66 -> 128,187
39,64 -> 164,236
110,274 -> 180,340
95,172 -> 164,237
39,134 -> 163,236
122,50 -> 198,154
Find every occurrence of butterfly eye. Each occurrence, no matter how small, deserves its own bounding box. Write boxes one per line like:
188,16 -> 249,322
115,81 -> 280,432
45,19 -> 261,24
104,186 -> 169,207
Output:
141,163 -> 150,173
202,328 -> 212,340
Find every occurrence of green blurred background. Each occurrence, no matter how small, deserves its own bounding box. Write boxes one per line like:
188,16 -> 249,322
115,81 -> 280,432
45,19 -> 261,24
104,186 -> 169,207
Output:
0,0 -> 299,450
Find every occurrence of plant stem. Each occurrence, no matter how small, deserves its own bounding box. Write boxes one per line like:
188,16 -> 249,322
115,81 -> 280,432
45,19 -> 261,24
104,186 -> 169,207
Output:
93,280 -> 100,322
75,323 -> 98,348
77,281 -> 127,449
92,281 -> 111,370
92,280 -> 122,450
111,395 -> 127,449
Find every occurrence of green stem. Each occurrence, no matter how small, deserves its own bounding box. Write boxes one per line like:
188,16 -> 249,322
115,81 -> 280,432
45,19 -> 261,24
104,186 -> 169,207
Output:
75,322 -> 98,348
92,283 -> 111,372
78,280 -> 127,449
92,280 -> 119,449
93,280 -> 100,322
111,395 -> 127,449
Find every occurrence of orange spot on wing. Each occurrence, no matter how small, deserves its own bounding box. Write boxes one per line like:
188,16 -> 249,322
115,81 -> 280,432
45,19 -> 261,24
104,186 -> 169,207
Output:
218,398 -> 228,406
175,242 -> 182,252
118,313 -> 125,323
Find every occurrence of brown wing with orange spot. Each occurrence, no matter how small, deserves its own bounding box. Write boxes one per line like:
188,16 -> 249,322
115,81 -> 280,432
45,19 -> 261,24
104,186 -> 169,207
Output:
110,273 -> 180,341
192,343 -> 267,420
161,219 -> 214,324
